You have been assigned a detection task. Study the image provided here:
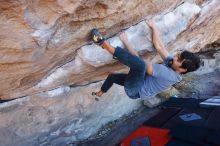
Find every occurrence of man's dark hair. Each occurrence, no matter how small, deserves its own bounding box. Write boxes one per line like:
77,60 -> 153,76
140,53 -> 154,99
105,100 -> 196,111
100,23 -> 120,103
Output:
180,51 -> 201,74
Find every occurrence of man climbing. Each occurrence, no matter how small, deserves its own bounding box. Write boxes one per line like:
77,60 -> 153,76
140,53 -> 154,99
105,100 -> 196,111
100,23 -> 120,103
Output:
91,20 -> 201,100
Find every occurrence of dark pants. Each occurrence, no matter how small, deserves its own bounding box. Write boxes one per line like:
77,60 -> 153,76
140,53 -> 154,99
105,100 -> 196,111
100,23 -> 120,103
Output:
101,47 -> 146,99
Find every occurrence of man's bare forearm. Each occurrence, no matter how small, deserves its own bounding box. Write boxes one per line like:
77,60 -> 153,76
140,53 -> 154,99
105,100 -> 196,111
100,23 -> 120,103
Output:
151,26 -> 164,50
147,20 -> 169,60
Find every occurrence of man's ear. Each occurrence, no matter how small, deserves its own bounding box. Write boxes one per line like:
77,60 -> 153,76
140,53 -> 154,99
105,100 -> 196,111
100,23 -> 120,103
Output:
179,68 -> 187,74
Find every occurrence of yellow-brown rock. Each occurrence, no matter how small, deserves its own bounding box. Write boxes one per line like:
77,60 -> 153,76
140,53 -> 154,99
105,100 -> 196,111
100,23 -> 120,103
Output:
0,0 -> 186,99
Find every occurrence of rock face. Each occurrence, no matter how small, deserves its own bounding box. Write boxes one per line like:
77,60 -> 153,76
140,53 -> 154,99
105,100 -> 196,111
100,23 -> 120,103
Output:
0,0 -> 220,146
0,84 -> 142,146
0,0 -> 184,100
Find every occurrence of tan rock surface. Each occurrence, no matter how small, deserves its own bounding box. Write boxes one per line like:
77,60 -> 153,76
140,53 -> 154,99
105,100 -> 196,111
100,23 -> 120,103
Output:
0,0 -> 186,99
1,0 -> 212,100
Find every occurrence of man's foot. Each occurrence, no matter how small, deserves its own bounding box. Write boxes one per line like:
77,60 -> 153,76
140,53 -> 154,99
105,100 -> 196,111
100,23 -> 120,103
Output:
92,90 -> 104,101
92,90 -> 104,97
90,28 -> 105,45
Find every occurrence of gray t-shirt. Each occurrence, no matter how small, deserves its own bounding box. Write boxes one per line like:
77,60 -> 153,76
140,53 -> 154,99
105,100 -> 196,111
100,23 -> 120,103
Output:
139,56 -> 182,99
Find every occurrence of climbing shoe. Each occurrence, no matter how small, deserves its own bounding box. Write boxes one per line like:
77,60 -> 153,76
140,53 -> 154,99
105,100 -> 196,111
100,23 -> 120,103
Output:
90,28 -> 105,45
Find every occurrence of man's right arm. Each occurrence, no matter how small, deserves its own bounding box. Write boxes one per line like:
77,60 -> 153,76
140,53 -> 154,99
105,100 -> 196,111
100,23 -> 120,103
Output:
147,20 -> 169,60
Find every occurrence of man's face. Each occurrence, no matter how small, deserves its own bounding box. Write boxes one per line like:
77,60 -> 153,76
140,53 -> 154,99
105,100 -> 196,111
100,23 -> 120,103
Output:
171,51 -> 185,72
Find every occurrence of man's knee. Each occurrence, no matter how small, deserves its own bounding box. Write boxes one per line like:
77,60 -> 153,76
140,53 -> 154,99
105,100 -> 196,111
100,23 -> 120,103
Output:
107,74 -> 114,80
136,59 -> 146,71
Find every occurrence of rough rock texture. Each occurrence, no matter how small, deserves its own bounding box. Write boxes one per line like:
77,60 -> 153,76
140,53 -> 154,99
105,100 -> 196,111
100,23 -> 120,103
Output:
0,0 -> 220,146
0,0 -> 185,100
0,84 -> 142,146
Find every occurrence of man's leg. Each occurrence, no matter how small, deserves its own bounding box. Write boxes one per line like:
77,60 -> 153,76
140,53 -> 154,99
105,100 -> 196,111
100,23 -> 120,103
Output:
101,73 -> 127,92
100,42 -> 116,55
91,29 -> 145,70
91,29 -> 146,98
95,44 -> 146,98
93,73 -> 127,97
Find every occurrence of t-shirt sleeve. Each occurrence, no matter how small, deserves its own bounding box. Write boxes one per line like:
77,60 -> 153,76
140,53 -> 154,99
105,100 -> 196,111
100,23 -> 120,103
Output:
152,63 -> 182,82
163,55 -> 173,67
152,55 -> 175,78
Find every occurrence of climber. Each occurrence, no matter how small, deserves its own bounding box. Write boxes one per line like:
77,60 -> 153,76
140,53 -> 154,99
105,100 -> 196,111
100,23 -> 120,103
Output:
91,20 -> 201,100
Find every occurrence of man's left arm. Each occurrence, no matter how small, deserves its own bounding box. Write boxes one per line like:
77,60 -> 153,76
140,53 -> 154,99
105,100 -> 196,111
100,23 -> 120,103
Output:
146,20 -> 169,60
